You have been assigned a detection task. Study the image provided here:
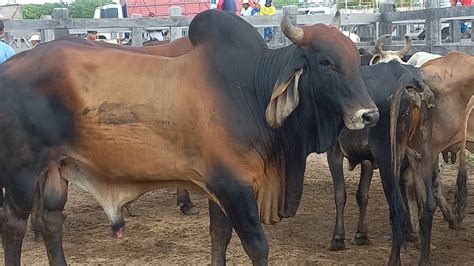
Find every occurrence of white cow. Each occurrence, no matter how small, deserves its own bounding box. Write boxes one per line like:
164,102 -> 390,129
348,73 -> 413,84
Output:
369,34 -> 412,65
369,35 -> 442,67
406,51 -> 442,67
343,31 -> 360,43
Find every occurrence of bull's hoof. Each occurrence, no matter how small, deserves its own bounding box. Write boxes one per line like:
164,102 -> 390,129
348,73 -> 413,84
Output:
448,221 -> 462,231
180,204 -> 199,215
405,232 -> 419,243
328,238 -> 346,251
351,233 -> 369,246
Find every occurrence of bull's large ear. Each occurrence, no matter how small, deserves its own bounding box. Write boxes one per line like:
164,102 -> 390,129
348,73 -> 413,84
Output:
265,68 -> 304,128
369,54 -> 382,65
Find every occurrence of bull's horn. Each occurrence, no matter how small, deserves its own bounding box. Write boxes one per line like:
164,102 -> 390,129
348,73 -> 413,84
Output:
281,13 -> 304,45
374,34 -> 391,56
397,35 -> 412,57
329,10 -> 341,29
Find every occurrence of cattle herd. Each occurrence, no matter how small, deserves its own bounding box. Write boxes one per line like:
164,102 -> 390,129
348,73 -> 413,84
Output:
0,9 -> 473,266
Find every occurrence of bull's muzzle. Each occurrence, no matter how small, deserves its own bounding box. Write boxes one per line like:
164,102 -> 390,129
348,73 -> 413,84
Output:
344,108 -> 379,130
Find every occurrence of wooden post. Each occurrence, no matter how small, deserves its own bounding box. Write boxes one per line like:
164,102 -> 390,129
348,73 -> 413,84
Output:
358,25 -> 371,42
40,15 -> 54,42
52,8 -> 70,40
424,0 -> 440,51
379,2 -> 393,44
471,19 -> 474,42
425,17 -> 441,50
282,5 -> 298,46
373,22 -> 379,45
397,24 -> 407,39
169,6 -> 183,41
131,13 -> 143,47
450,20 -> 462,42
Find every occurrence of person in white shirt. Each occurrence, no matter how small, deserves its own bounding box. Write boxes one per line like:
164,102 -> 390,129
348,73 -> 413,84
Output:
240,0 -> 254,16
149,30 -> 164,41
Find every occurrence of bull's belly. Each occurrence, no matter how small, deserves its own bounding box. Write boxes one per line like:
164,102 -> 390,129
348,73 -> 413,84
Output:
65,120 -> 206,185
58,156 -> 213,225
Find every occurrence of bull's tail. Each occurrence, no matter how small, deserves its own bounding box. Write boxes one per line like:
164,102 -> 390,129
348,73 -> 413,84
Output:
453,96 -> 474,225
388,73 -> 413,246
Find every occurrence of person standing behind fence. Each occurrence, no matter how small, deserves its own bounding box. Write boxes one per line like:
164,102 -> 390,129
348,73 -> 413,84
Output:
221,0 -> 237,14
210,0 -> 237,14
240,0 -> 254,16
259,0 -> 276,42
0,20 -> 15,64
86,30 -> 98,41
28,34 -> 41,48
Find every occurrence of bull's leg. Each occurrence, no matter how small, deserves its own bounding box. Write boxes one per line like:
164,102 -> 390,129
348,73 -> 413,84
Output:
419,111 -> 435,266
2,168 -> 38,266
208,171 -> 268,266
0,180 -> 4,207
177,188 -> 198,215
209,200 -> 233,266
369,136 -> 404,265
30,186 -> 43,241
0,180 -> 4,239
34,164 -> 68,266
379,169 -> 403,266
399,166 -> 420,245
419,175 -> 436,266
432,157 -> 458,229
352,160 -> 373,246
327,144 -> 346,250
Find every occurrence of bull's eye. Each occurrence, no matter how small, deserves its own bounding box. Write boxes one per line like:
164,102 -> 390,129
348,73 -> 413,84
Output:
319,59 -> 332,67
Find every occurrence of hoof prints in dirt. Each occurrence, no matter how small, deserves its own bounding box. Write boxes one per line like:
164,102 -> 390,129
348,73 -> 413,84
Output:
3,154 -> 474,264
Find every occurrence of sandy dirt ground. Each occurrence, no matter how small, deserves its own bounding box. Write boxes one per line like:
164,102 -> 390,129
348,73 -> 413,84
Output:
2,153 -> 473,265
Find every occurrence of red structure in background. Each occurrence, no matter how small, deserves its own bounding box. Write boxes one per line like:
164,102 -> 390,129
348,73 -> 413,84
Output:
451,0 -> 472,6
126,0 -> 243,17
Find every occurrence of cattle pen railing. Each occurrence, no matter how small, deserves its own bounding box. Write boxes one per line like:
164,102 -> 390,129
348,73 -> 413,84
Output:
3,4 -> 474,55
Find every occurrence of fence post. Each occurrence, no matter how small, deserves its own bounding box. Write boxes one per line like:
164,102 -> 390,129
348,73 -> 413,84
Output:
169,6 -> 183,41
52,8 -> 70,40
130,13 -> 143,47
358,25 -> 371,42
425,10 -> 440,51
424,0 -> 440,51
449,20 -> 462,42
40,15 -> 55,42
282,5 -> 298,46
378,1 -> 393,44
471,19 -> 474,43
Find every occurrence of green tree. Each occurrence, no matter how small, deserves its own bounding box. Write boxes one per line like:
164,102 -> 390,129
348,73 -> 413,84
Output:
23,3 -> 65,19
22,0 -> 114,19
273,0 -> 300,8
69,0 -> 114,18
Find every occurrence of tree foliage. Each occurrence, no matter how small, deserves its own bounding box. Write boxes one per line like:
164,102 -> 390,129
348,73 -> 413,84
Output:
273,0 -> 300,8
22,0 -> 114,19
